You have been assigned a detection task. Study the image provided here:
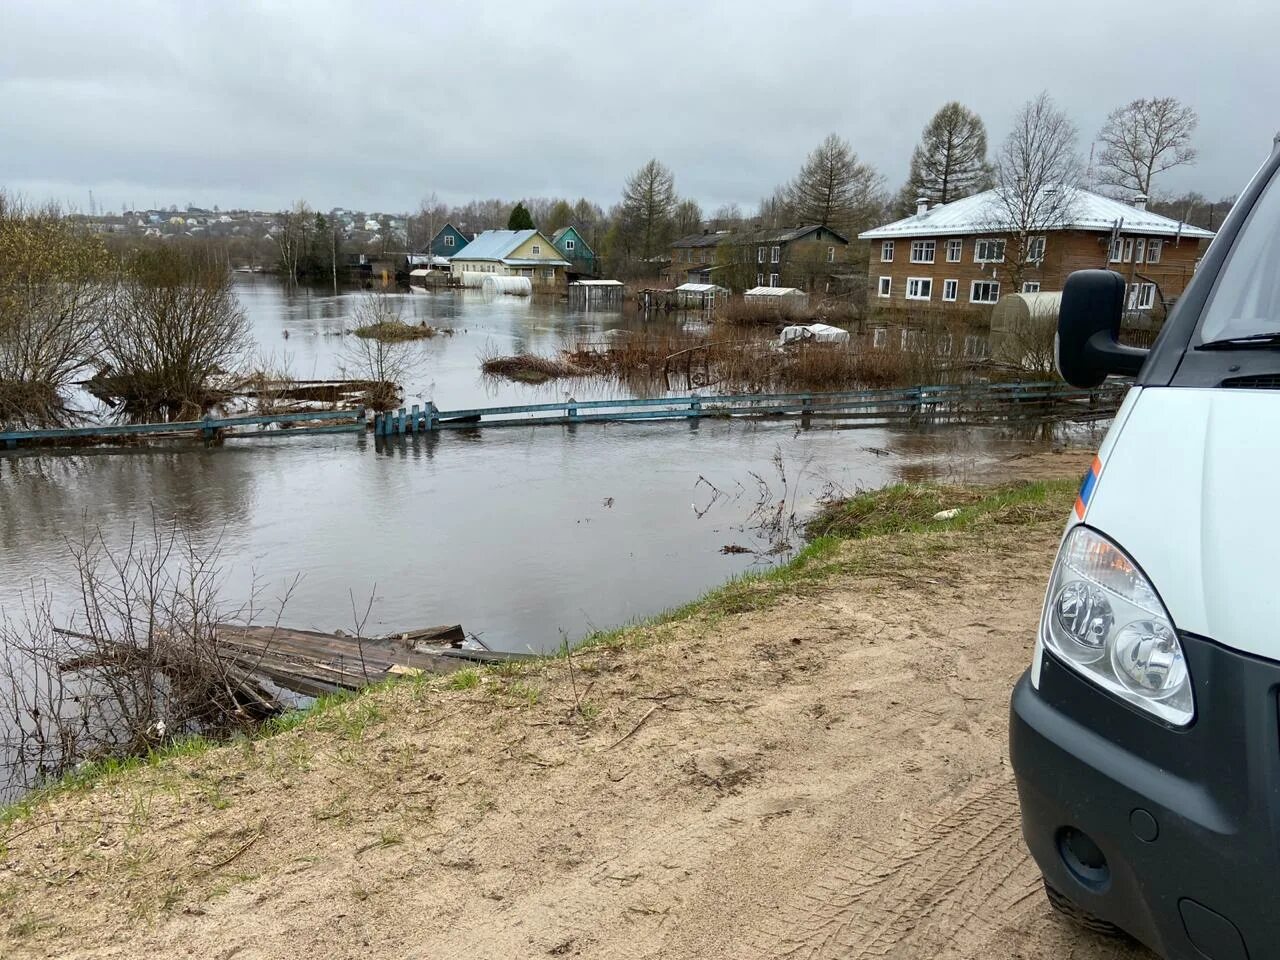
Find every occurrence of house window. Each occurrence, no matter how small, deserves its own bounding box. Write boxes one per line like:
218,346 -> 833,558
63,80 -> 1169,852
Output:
970,280 -> 1001,303
770,245 -> 780,263
1025,236 -> 1046,262
443,234 -> 454,247
1110,238 -> 1123,262
936,333 -> 953,356
1147,239 -> 1162,263
906,277 -> 932,300
532,244 -> 541,255
757,273 -> 764,286
881,241 -> 894,262
566,238 -> 575,251
758,246 -> 765,263
1128,282 -> 1157,310
872,328 -> 888,349
974,238 -> 1005,263
1135,238 -> 1145,263
1022,281 -> 1041,293
826,246 -> 835,263
942,279 -> 958,302
770,273 -> 779,287
946,239 -> 962,262
910,239 -> 936,263
1122,238 -> 1133,262
902,329 -> 924,350
964,335 -> 988,358
878,276 -> 891,298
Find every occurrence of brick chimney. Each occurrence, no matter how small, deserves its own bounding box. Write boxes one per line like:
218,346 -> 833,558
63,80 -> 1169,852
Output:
1133,194 -> 1148,211
916,196 -> 929,216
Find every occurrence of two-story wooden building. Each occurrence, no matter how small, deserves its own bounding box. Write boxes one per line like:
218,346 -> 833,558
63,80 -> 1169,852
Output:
858,188 -> 1215,314
668,225 -> 851,292
551,225 -> 598,279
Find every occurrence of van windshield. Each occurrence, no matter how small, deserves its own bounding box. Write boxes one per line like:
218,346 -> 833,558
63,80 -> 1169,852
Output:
1199,169 -> 1280,343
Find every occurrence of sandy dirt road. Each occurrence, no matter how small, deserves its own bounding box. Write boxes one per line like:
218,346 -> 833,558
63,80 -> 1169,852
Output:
1,471 -> 1155,959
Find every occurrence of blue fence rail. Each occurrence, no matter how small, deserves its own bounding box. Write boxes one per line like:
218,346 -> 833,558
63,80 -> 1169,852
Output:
371,381 -> 1127,436
0,382 -> 1126,451
0,408 -> 367,450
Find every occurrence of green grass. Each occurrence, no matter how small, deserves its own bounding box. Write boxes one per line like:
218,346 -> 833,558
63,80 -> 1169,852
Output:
0,478 -> 1077,829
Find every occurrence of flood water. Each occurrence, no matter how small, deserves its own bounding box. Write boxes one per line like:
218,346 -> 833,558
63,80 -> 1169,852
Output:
0,279 -> 1102,655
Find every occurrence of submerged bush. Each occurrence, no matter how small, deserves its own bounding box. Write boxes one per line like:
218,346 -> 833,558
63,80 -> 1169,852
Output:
94,246 -> 250,421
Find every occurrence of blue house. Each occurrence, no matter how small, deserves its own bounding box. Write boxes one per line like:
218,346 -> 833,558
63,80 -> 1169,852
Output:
552,226 -> 598,278
428,222 -> 470,259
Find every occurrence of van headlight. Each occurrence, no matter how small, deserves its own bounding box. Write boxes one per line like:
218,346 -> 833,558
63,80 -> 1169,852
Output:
1042,526 -> 1193,726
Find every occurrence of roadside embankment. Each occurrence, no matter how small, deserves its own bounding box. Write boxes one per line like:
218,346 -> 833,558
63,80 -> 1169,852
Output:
0,450 -> 1152,959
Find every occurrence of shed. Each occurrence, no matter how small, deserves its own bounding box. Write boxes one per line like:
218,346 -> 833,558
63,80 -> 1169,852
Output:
568,279 -> 624,308
673,282 -> 730,309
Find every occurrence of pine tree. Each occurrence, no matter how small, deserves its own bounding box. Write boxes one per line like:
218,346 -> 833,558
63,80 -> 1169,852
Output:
507,202 -> 535,231
896,102 -> 993,216
786,134 -> 882,237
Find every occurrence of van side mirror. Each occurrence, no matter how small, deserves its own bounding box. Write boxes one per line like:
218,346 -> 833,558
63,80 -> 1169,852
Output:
1056,270 -> 1149,387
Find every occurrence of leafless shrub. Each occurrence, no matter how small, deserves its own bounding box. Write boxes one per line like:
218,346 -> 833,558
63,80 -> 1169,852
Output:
340,294 -> 416,410
94,245 -> 251,421
0,518 -> 288,791
0,194 -> 111,427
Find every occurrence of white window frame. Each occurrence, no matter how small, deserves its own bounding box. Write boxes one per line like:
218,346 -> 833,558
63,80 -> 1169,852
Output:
532,244 -> 541,255
826,245 -> 835,263
1110,237 -> 1123,263
974,238 -> 1005,263
970,279 -> 1000,304
756,272 -> 764,286
1129,282 -> 1156,310
906,277 -> 933,301
565,238 -> 575,251
1135,238 -> 1145,263
872,327 -> 888,349
1025,235 -> 1045,262
877,276 -> 891,298
945,239 -> 962,262
942,279 -> 958,302
443,234 -> 454,248
1122,238 -> 1133,263
910,239 -> 935,264
936,333 -> 953,356
1022,281 -> 1041,293
769,273 -> 779,286
881,240 -> 894,262
1147,239 -> 1162,264
758,246 -> 765,263
770,245 -> 780,263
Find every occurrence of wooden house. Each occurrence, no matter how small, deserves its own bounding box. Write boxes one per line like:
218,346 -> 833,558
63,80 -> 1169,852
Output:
448,229 -> 571,287
428,222 -> 470,259
551,226 -> 598,279
858,188 -> 1215,315
668,225 -> 851,292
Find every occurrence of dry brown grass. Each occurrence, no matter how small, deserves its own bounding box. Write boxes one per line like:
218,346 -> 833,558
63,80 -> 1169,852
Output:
480,353 -> 588,384
352,321 -> 436,342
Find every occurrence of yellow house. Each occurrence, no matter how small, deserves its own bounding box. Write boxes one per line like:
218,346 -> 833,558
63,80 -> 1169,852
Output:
448,229 -> 570,286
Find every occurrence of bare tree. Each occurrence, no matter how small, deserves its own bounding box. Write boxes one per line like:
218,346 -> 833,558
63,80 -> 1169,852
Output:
786,134 -> 884,237
0,195 -> 111,426
342,291 -> 411,410
895,102 -> 994,215
710,202 -> 744,231
273,201 -> 313,282
97,245 -> 251,421
673,198 -> 703,236
408,193 -> 448,251
620,159 -> 677,261
991,92 -> 1083,290
1096,97 -> 1198,197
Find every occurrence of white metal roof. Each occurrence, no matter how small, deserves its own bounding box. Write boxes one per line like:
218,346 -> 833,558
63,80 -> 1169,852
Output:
745,286 -> 805,297
675,283 -> 727,292
570,279 -> 623,286
859,187 -> 1216,241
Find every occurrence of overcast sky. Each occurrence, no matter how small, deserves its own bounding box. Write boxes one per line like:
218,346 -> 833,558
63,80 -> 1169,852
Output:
2,0 -> 1275,215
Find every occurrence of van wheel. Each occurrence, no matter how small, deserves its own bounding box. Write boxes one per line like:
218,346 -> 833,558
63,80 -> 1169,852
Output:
1043,879 -> 1127,938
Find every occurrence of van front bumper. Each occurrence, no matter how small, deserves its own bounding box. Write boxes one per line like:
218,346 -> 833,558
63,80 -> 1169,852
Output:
1010,635 -> 1280,960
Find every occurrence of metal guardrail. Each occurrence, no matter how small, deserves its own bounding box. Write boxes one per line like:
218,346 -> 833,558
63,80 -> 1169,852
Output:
371,381 -> 1127,436
0,408 -> 367,450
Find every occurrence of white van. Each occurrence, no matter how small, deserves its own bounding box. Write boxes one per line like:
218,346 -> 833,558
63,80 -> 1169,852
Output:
1010,140 -> 1280,960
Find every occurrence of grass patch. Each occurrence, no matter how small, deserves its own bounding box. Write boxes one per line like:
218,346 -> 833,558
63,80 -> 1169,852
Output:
353,321 -> 436,341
